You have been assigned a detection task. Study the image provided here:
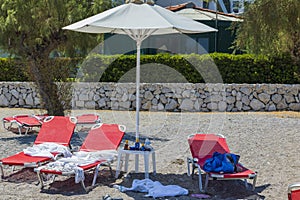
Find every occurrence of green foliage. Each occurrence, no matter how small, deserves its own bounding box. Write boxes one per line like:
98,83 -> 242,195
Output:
1,53 -> 299,84
0,58 -> 28,81
0,0 -> 119,115
235,0 -> 300,61
0,57 -> 82,82
77,53 -> 300,84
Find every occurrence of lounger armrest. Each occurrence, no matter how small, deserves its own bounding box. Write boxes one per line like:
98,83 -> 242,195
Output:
288,182 -> 300,193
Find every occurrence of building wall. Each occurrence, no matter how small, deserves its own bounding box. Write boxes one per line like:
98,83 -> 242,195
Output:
1,82 -> 299,112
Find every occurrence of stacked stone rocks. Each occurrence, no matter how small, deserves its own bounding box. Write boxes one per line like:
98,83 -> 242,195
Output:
0,82 -> 40,108
1,82 -> 299,111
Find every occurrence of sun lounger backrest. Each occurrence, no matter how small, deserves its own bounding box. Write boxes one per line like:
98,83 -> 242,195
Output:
80,123 -> 126,152
34,116 -> 76,146
188,134 -> 230,166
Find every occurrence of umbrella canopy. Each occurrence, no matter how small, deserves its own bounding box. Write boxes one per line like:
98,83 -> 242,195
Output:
63,2 -> 217,141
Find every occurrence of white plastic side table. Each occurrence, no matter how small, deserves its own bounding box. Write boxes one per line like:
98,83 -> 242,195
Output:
115,149 -> 156,179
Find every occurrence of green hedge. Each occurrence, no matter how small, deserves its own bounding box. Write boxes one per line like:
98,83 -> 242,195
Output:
0,58 -> 28,81
1,53 -> 299,83
80,53 -> 300,84
0,58 -> 81,82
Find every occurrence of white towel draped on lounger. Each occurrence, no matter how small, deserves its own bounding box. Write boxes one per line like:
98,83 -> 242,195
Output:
23,142 -> 72,158
36,150 -> 118,183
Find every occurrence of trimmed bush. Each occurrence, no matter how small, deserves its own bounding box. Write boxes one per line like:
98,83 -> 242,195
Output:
1,53 -> 299,83
0,58 -> 28,81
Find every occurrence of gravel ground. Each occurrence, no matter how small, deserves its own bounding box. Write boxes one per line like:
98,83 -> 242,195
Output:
0,108 -> 299,200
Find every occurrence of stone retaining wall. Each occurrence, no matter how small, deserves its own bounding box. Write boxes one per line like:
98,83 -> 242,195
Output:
1,82 -> 300,111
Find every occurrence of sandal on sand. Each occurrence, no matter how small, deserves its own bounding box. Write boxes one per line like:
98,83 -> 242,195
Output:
102,194 -> 123,200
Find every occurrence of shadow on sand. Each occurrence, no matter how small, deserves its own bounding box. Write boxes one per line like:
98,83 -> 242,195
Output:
19,168 -> 268,200
113,172 -> 268,200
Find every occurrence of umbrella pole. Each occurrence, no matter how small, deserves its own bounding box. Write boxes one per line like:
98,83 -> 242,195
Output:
135,40 -> 141,141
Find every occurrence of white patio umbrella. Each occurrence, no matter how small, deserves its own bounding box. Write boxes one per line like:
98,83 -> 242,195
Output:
63,2 -> 217,140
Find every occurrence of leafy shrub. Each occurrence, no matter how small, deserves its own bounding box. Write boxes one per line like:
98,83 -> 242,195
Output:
1,53 -> 299,84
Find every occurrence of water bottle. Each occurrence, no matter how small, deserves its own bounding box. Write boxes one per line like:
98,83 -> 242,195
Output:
123,140 -> 129,150
145,138 -> 152,151
140,143 -> 146,151
134,138 -> 140,150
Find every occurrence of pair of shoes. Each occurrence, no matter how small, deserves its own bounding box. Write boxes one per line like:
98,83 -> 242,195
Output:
102,194 -> 123,200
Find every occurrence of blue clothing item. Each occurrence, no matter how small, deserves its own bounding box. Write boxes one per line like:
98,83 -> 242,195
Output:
203,152 -> 240,173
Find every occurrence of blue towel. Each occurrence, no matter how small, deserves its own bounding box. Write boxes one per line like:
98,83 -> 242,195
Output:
203,152 -> 240,173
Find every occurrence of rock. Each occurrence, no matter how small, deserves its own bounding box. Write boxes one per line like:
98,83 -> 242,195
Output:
207,102 -> 218,110
268,104 -> 276,111
182,90 -> 191,98
159,94 -> 167,104
85,101 -> 96,109
157,103 -> 165,111
10,89 -> 19,99
289,103 -> 300,111
162,87 -> 171,93
218,101 -> 227,112
76,101 -> 84,108
142,101 -> 151,110
235,101 -> 243,111
152,98 -> 158,105
276,99 -> 288,110
25,94 -> 34,106
236,92 -> 242,101
226,96 -> 235,104
226,104 -> 234,111
79,93 -> 89,101
120,101 -> 131,109
4,93 -> 12,101
240,87 -> 252,95
111,101 -> 119,110
284,94 -> 295,103
243,105 -> 251,111
265,86 -> 277,94
121,93 -> 129,102
250,99 -> 265,110
241,96 -> 250,105
194,99 -> 203,110
271,94 -> 282,104
179,99 -> 194,111
205,94 -> 222,103
165,99 -> 177,110
144,91 -> 154,100
94,95 -> 100,101
0,94 -> 9,106
258,93 -> 270,104
10,97 -> 18,105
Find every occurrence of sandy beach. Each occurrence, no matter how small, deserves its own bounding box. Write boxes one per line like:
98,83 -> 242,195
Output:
0,108 -> 299,200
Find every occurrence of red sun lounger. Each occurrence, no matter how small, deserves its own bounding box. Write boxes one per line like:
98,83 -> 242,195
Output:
288,182 -> 300,200
76,114 -> 101,125
0,116 -> 76,178
34,123 -> 126,192
2,114 -> 48,135
187,134 -> 257,192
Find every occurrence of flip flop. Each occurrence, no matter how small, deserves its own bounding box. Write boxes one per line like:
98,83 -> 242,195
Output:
102,194 -> 123,200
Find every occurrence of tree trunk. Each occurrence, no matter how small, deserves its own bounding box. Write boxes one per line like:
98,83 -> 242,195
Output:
28,58 -> 65,116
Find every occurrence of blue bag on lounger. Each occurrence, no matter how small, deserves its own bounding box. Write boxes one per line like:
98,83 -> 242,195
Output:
203,152 -> 240,173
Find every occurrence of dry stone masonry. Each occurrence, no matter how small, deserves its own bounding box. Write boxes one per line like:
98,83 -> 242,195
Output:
1,82 -> 299,112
